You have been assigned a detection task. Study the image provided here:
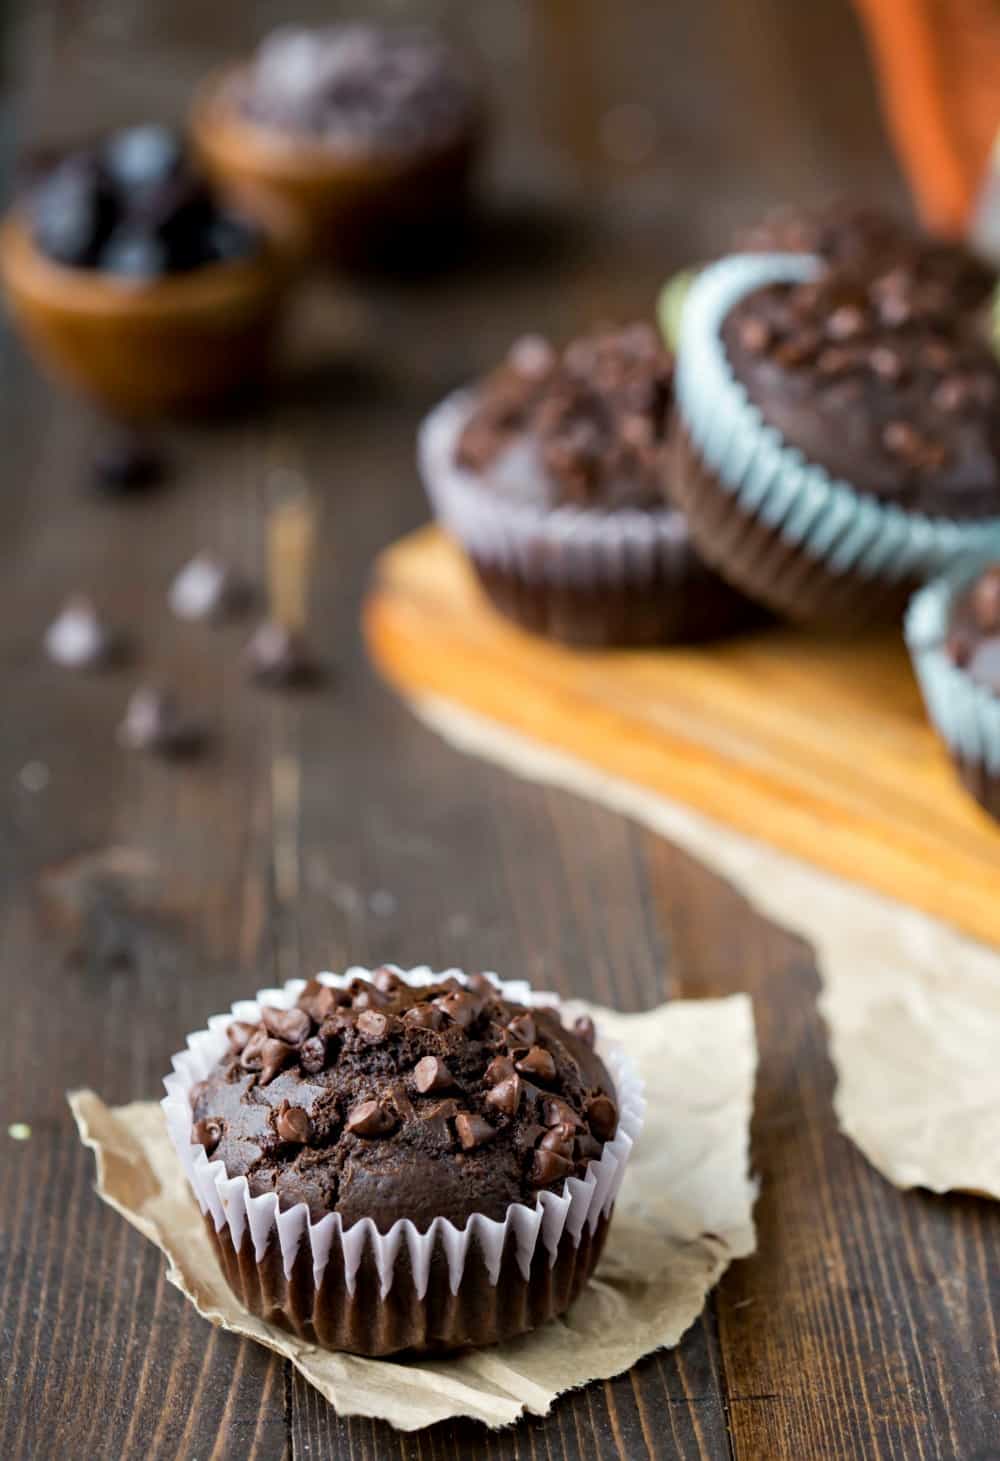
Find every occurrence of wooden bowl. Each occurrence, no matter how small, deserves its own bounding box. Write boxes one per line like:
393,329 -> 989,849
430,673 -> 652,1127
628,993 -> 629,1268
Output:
190,65 -> 482,266
0,200 -> 300,418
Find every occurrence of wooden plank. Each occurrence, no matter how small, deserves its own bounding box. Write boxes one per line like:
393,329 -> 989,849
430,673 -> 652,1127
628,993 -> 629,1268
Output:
365,527 -> 1000,949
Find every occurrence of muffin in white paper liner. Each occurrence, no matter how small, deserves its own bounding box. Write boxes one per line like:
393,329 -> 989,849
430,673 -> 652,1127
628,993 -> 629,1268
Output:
668,253 -> 1000,626
418,388 -> 763,646
162,965 -> 645,1355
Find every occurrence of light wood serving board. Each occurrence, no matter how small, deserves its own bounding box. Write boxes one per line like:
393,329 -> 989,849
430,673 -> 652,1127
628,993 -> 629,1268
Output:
364,525 -> 1000,948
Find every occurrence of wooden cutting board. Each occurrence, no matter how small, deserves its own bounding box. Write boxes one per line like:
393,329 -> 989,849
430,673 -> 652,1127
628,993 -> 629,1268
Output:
363,525 -> 1000,948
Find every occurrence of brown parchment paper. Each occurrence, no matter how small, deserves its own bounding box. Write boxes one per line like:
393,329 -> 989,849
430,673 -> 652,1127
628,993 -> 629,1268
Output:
416,696 -> 1000,1201
69,992 -> 757,1432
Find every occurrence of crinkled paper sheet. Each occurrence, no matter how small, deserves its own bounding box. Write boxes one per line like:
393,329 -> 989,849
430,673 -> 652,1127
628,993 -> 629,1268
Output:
416,696 -> 1000,1200
69,992 -> 757,1431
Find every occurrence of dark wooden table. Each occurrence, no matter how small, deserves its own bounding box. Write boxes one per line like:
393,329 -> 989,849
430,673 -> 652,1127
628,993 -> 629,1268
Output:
2,3 -> 998,1458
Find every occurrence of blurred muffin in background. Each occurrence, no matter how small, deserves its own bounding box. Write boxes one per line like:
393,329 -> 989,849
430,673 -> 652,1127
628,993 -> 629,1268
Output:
0,125 -> 295,417
419,322 -> 764,647
192,24 -> 483,267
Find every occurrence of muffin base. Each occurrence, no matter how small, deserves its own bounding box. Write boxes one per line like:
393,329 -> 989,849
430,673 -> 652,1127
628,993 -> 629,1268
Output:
206,1207 -> 610,1357
668,420 -> 916,629
471,551 -> 766,647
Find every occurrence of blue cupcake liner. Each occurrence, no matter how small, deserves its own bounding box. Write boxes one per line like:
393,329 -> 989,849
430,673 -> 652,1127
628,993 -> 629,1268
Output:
905,555 -> 1000,778
672,253 -> 1000,587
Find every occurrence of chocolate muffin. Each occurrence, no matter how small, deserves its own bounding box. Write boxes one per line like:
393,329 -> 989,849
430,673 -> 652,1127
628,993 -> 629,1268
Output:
906,557 -> 1000,823
659,201 -> 995,350
163,967 -> 643,1356
419,324 -> 764,646
191,25 -> 482,264
669,253 -> 1000,626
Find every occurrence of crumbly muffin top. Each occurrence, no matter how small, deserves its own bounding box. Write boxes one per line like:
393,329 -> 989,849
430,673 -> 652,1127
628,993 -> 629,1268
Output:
722,264 -> 1000,517
189,971 -> 617,1232
454,324 -> 673,511
735,201 -> 995,314
947,564 -> 1000,692
240,25 -> 476,156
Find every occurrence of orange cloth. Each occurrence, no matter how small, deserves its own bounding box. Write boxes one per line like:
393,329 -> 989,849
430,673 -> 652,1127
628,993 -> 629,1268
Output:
853,0 -> 1000,235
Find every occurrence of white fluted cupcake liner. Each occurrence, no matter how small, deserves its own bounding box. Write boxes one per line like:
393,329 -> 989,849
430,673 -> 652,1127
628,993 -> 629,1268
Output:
162,966 -> 645,1306
673,253 -> 1000,588
905,556 -> 1000,783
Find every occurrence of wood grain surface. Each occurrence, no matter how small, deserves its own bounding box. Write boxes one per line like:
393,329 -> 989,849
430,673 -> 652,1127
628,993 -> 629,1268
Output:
365,527 -> 1000,950
2,2 -> 998,1460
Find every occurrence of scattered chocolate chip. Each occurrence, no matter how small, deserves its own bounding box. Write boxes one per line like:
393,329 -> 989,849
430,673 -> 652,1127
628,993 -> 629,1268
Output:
226,1020 -> 257,1053
815,347 -> 856,378
573,1015 -> 596,1048
357,1009 -> 390,1041
402,1002 -> 446,1031
91,429 -> 164,495
297,980 -> 346,1022
44,598 -> 119,670
575,1131 -> 603,1161
530,1148 -> 574,1185
259,1038 -> 294,1085
868,345 -> 904,383
919,340 -> 955,373
881,420 -> 946,472
825,304 -> 867,341
168,554 -> 251,623
351,981 -> 391,1010
244,622 -> 320,688
484,1074 -> 522,1116
413,1055 -> 456,1094
239,1028 -> 268,1071
455,1112 -> 496,1150
519,1122 -> 546,1151
586,1094 -> 618,1141
772,329 -> 820,369
372,966 -> 402,993
275,1100 -> 311,1144
261,1005 -> 310,1045
505,1012 -> 536,1046
515,1045 -> 557,1083
484,1054 -> 516,1086
192,1118 -> 222,1154
299,1035 -> 327,1074
971,568 -> 1000,632
435,991 -> 478,1028
346,1099 -> 397,1138
542,1096 -> 584,1129
539,1122 -> 575,1157
117,688 -> 206,757
932,375 -> 974,414
391,1082 -> 415,1121
736,316 -> 771,354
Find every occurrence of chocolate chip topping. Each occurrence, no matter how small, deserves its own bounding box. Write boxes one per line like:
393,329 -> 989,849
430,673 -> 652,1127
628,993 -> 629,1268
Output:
189,973 -> 617,1231
722,267 -> 1000,517
455,324 -> 673,511
947,564 -> 1000,693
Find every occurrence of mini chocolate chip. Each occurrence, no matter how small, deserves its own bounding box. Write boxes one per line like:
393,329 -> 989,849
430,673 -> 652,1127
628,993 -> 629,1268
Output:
391,1082 -> 415,1121
515,1045 -> 557,1083
484,1074 -> 522,1116
773,329 -> 820,369
455,1113 -> 497,1150
587,1094 -> 618,1140
435,991 -> 478,1028
542,1096 -> 585,1129
466,972 -> 495,997
357,1009 -> 390,1041
881,420 -> 945,471
299,1035 -> 327,1074
372,966 -> 401,993
484,1054 -> 516,1086
403,1003 -> 446,1031
815,347 -> 857,378
275,1101 -> 311,1144
575,1131 -> 603,1161
259,1038 -> 294,1086
192,1118 -> 222,1154
226,1020 -> 257,1053
352,984 -> 391,1011
736,317 -> 771,354
298,980 -> 347,1021
825,304 -> 867,341
346,1100 -> 397,1138
262,1005 -> 310,1046
530,1148 -> 575,1185
868,345 -> 904,383
573,1015 -> 596,1048
932,376 -> 972,414
506,1012 -> 536,1046
240,1028 -> 268,1070
972,569 -> 1000,632
413,1056 -> 456,1094
919,340 -> 954,373
539,1123 -> 575,1157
